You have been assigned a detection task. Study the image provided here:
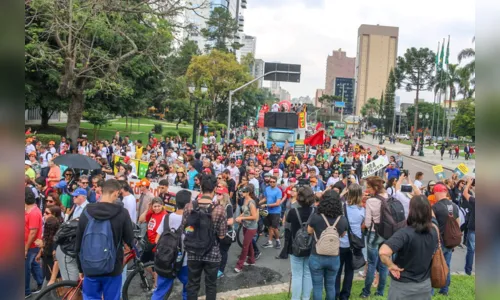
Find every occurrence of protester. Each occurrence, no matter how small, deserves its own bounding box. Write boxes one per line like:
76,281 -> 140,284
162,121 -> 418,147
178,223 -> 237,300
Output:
215,187 -> 234,278
25,187 -> 44,297
234,184 -> 258,273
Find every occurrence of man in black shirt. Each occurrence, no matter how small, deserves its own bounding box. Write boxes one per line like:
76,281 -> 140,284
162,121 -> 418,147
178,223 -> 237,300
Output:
193,153 -> 203,173
222,169 -> 236,205
431,182 -> 460,296
462,177 -> 475,275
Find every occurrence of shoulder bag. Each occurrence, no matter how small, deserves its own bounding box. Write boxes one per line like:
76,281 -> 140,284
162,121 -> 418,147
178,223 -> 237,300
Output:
431,224 -> 449,288
344,203 -> 366,270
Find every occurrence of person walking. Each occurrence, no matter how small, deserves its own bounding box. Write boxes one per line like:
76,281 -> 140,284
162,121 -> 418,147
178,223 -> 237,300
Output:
25,187 -> 44,297
335,184 -> 365,300
286,186 -> 315,300
307,189 -> 347,300
462,177 -> 476,275
234,185 -> 259,273
215,187 -> 234,278
379,195 -> 439,299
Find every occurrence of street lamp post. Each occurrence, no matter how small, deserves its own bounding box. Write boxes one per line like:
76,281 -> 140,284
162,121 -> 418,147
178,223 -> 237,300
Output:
189,83 -> 208,146
418,113 -> 424,156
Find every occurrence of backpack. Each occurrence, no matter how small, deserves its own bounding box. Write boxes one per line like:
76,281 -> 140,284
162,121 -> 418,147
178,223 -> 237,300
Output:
54,218 -> 80,258
183,201 -> 216,257
79,210 -> 116,276
439,201 -> 462,248
374,195 -> 406,240
313,214 -> 341,256
292,207 -> 315,257
155,214 -> 185,279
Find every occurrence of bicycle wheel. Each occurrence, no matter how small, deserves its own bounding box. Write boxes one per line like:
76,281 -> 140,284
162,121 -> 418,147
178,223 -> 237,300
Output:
34,280 -> 82,300
122,261 -> 155,300
237,225 -> 260,248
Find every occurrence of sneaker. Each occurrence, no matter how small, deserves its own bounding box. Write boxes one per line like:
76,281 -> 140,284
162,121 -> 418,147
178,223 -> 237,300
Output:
217,270 -> 225,279
25,294 -> 32,299
275,241 -> 281,249
244,261 -> 255,266
234,267 -> 242,273
358,270 -> 366,278
255,252 -> 262,260
31,285 -> 42,294
262,241 -> 273,248
359,292 -> 369,298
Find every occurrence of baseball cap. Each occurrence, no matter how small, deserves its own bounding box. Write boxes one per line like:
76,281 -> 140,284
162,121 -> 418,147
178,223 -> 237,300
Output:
217,156 -> 224,161
289,177 -> 297,183
123,156 -> 131,163
433,183 -> 448,193
139,178 -> 150,187
295,169 -> 301,175
263,173 -> 271,177
273,168 -> 279,173
309,157 -> 315,161
203,168 -> 212,174
216,187 -> 229,194
49,140 -> 55,145
55,180 -> 67,189
25,160 -> 32,166
310,177 -> 317,183
177,156 -> 184,163
71,188 -> 87,197
236,159 -> 242,165
248,169 -> 255,175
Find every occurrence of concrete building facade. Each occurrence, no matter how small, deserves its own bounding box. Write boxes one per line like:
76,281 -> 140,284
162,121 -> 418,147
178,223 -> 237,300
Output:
253,58 -> 265,88
325,49 -> 355,96
314,88 -> 325,107
354,24 -> 399,116
238,35 -> 256,62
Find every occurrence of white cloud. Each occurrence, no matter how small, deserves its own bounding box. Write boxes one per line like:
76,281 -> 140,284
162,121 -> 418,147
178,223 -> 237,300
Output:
244,0 -> 475,105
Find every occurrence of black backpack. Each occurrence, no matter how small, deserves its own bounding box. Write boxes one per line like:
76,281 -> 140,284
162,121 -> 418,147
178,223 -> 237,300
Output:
54,217 -> 79,257
292,207 -> 315,257
373,195 -> 406,240
155,214 -> 185,279
183,201 -> 216,257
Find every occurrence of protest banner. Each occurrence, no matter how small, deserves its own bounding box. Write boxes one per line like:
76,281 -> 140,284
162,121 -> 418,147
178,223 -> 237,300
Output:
453,163 -> 469,179
362,156 -> 389,178
432,165 -> 446,180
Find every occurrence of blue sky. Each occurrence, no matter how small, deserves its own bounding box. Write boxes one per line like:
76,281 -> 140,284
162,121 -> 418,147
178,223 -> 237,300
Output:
243,0 -> 475,104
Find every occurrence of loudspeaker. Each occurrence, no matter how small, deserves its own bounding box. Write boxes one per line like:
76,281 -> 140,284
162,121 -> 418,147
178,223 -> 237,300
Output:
286,113 -> 298,128
264,112 -> 276,127
276,114 -> 287,128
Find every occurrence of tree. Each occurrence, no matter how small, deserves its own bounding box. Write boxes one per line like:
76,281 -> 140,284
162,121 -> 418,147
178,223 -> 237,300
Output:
397,48 -> 436,137
457,67 -> 473,99
458,46 -> 475,77
25,0 -> 202,146
170,40 -> 201,77
360,98 -> 379,118
405,102 -> 445,133
383,69 -> 397,134
201,7 -> 240,53
452,99 -> 475,141
186,50 -> 252,122
379,92 -> 384,118
318,95 -> 342,116
82,104 -> 111,141
167,99 -> 193,129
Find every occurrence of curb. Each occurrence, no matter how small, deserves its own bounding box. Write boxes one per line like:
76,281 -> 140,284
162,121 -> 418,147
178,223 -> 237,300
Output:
198,272 -> 474,299
352,138 -> 457,171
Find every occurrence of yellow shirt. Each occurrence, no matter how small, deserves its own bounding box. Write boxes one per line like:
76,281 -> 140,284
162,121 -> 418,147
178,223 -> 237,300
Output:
135,146 -> 143,160
286,156 -> 300,166
25,168 -> 36,180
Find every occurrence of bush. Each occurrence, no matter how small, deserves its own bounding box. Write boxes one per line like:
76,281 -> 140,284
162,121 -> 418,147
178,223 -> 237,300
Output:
178,130 -> 191,140
207,121 -> 219,133
25,134 -> 61,145
181,120 -> 189,125
216,123 -> 227,130
164,130 -> 178,138
153,124 -> 163,134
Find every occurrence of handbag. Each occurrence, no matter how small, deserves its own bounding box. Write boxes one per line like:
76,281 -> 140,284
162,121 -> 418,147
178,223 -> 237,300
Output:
431,224 -> 449,288
344,203 -> 366,270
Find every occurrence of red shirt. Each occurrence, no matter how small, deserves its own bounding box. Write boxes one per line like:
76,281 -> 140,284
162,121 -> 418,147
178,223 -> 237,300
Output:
146,209 -> 167,244
25,206 -> 43,249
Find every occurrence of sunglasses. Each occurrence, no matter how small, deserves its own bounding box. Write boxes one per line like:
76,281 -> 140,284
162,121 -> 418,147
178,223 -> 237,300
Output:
65,173 -> 72,176
158,169 -> 165,172
81,181 -> 89,184
270,181 -> 277,183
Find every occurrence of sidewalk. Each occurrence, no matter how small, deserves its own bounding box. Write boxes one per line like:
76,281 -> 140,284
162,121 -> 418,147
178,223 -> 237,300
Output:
352,137 -> 476,172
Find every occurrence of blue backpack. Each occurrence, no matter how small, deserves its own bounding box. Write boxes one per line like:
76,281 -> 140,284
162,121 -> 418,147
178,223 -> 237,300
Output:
79,210 -> 116,276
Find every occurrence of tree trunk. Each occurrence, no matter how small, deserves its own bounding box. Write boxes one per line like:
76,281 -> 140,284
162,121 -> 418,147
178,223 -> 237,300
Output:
66,91 -> 85,148
413,72 -> 420,139
93,125 -> 98,141
125,115 -> 128,130
176,119 -> 180,129
40,107 -> 51,129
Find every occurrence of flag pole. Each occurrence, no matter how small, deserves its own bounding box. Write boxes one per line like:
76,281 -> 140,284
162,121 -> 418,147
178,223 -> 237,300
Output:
431,40 -> 440,138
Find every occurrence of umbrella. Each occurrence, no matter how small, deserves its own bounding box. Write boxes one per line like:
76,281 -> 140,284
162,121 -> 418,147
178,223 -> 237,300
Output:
242,139 -> 258,146
53,154 -> 101,170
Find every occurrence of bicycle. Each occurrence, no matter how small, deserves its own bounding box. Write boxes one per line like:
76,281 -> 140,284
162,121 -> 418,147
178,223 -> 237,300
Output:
34,279 -> 83,300
236,207 -> 284,248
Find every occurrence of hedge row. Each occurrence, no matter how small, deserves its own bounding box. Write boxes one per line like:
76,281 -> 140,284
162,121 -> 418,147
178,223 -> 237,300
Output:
25,134 -> 62,145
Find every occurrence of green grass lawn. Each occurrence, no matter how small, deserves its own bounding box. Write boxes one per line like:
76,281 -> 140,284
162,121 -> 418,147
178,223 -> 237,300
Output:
241,275 -> 475,300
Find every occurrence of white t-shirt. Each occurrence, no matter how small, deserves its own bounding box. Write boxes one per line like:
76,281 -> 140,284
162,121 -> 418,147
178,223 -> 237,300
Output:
271,103 -> 280,112
39,151 -> 52,168
209,135 -> 216,144
326,177 -> 340,187
226,166 -> 240,184
122,194 -> 137,224
414,180 -> 423,189
202,137 -> 209,144
249,178 -> 260,196
156,213 -> 187,266
25,144 -> 36,155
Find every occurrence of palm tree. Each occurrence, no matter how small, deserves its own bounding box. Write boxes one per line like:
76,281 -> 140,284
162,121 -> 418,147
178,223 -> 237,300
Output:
361,97 -> 379,118
457,67 -> 472,99
458,36 -> 475,78
434,64 -> 461,108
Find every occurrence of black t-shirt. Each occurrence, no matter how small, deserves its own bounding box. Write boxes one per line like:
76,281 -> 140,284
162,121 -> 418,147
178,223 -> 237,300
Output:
432,199 -> 459,238
286,206 -> 315,240
225,204 -> 234,232
307,213 -> 348,255
462,196 -> 475,231
384,226 -> 438,283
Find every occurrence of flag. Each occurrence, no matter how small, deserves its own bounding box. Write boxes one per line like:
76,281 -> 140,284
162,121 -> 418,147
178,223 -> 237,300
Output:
304,130 -> 324,146
315,122 -> 323,131
435,41 -> 440,70
439,38 -> 445,70
445,35 -> 450,66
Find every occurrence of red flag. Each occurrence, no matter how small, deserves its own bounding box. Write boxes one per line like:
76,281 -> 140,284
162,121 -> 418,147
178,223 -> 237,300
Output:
305,130 -> 325,146
315,122 -> 323,131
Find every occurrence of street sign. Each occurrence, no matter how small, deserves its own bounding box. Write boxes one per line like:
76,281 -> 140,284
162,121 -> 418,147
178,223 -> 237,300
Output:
264,63 -> 301,82
334,101 -> 345,107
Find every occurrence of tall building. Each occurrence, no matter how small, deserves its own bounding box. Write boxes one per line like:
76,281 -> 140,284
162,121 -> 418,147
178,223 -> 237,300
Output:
325,49 -> 355,96
280,88 -> 291,101
182,0 -> 247,53
238,35 -> 256,62
395,95 -> 401,112
354,24 -> 399,116
314,89 -> 325,107
334,78 -> 355,114
253,58 -> 265,88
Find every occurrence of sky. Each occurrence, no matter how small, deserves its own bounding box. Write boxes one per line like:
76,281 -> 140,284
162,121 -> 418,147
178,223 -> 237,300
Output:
243,0 -> 475,105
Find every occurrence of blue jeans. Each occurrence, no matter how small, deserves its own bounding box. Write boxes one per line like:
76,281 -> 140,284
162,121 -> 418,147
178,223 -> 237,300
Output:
290,255 -> 312,300
152,266 -> 188,300
361,233 -> 388,297
465,230 -> 475,275
25,247 -> 44,295
83,274 -> 122,300
309,254 -> 340,300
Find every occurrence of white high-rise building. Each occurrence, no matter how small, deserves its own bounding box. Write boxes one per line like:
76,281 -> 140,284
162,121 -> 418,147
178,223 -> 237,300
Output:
238,35 -> 256,61
253,59 -> 264,88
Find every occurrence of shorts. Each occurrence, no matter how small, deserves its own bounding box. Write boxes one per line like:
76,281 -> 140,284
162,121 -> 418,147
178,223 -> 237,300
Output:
266,213 -> 281,229
141,249 -> 155,263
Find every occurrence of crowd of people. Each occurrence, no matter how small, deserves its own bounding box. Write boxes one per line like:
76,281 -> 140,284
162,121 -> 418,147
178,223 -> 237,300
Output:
24,125 -> 475,300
